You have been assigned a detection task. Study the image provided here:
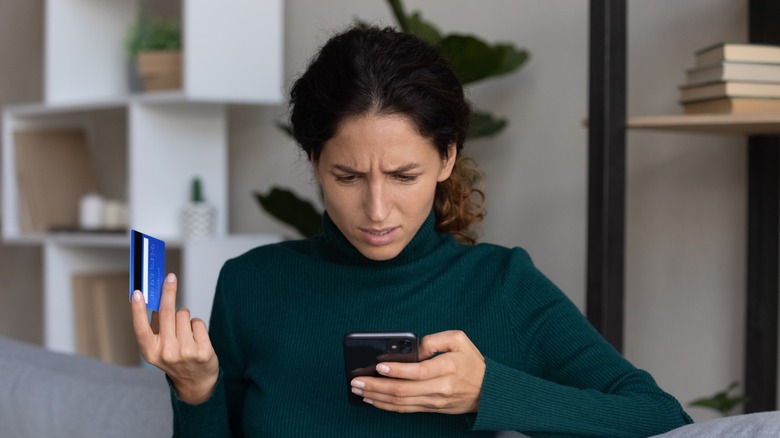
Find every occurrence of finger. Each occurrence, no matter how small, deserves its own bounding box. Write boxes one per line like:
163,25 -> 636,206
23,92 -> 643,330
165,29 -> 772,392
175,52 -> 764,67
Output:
362,398 -> 430,413
353,375 -> 432,398
130,290 -> 154,347
191,318 -> 212,347
373,356 -> 453,381
157,273 -> 178,338
418,330 -> 470,359
176,307 -> 194,341
353,377 -> 449,412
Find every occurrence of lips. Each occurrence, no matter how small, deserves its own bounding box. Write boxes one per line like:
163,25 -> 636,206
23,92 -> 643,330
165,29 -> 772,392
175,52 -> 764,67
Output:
360,227 -> 399,246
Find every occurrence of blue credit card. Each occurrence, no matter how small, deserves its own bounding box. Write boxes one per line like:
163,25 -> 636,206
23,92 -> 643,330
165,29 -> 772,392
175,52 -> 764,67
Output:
129,229 -> 166,312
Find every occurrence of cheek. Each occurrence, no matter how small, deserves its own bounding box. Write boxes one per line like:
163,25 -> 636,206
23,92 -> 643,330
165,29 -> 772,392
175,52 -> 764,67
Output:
321,182 -> 351,213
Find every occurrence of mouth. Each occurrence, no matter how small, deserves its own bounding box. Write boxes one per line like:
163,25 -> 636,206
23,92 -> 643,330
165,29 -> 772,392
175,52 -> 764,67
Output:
363,229 -> 393,236
359,227 -> 399,246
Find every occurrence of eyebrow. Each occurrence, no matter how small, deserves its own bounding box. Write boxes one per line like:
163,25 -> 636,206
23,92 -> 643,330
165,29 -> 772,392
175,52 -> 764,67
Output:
331,163 -> 421,174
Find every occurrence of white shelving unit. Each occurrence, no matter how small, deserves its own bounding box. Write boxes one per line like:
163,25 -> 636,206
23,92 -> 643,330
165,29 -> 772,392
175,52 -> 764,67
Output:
1,0 -> 285,354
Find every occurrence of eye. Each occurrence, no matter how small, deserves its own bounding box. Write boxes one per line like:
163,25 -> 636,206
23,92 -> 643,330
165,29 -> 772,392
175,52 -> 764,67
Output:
393,174 -> 418,183
335,174 -> 360,184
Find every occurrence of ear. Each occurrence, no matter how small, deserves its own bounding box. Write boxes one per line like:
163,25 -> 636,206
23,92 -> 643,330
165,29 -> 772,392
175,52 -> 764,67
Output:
437,143 -> 457,182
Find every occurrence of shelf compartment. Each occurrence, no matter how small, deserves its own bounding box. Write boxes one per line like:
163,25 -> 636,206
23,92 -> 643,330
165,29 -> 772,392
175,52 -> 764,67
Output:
2,108 -> 128,241
44,0 -> 283,105
2,101 -> 227,243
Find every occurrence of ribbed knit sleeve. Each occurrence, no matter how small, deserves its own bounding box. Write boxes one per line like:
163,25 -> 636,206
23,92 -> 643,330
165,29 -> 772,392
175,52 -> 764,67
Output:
170,370 -> 230,437
472,248 -> 692,437
170,262 -> 244,437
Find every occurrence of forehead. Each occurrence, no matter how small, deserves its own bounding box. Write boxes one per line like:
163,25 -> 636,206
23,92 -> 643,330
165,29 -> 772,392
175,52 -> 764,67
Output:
322,114 -> 438,164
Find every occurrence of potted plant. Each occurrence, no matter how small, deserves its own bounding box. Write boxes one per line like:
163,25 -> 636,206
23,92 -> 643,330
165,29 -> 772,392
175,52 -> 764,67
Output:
181,177 -> 216,240
124,13 -> 182,92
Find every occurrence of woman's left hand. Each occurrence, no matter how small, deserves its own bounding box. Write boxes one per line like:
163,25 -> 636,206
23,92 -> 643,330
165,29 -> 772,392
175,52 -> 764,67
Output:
350,330 -> 485,414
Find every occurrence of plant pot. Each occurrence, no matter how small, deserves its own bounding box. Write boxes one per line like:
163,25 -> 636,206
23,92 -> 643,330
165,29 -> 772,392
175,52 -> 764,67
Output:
181,202 -> 216,240
136,50 -> 182,92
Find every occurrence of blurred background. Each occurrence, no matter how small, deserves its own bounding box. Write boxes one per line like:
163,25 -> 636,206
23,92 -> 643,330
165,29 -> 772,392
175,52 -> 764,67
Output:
0,0 -> 753,422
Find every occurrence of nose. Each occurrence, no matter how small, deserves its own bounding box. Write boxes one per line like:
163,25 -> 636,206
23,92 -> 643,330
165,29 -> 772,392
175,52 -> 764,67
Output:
364,180 -> 390,222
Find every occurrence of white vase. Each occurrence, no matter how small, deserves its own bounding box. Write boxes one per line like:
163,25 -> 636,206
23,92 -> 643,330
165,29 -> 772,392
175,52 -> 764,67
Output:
181,202 -> 216,240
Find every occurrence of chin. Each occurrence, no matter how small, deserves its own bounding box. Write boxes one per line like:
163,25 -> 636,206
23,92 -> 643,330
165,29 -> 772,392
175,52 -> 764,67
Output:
357,245 -> 403,261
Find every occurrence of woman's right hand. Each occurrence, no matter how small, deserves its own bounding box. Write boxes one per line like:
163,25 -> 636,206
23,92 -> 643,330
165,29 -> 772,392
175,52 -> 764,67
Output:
131,272 -> 219,404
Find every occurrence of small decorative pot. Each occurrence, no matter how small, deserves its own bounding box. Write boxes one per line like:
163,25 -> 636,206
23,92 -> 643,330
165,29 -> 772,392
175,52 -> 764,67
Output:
181,202 -> 216,240
136,50 -> 182,91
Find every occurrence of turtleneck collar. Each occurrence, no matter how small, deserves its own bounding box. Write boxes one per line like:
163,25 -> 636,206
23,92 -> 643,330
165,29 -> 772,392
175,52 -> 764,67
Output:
317,210 -> 447,267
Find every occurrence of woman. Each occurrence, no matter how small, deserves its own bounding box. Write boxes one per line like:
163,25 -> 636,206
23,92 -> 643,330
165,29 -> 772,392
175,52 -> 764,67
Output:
131,26 -> 692,437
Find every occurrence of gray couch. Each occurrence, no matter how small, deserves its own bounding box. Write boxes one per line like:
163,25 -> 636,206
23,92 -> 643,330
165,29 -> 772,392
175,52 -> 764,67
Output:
2,336 -> 779,437
0,336 -> 171,437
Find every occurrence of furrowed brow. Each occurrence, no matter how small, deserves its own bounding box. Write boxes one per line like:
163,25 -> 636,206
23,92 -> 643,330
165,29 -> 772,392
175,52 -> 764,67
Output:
332,164 -> 364,175
385,163 -> 420,174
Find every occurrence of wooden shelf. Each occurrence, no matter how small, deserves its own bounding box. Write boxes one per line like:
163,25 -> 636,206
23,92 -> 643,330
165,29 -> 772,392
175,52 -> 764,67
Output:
628,113 -> 780,134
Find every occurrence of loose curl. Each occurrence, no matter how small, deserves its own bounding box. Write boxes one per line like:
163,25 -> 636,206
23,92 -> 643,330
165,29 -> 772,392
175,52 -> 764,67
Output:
289,25 -> 486,244
435,156 -> 485,245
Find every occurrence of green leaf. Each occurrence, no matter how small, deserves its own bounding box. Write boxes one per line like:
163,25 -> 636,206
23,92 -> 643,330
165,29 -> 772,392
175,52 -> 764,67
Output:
405,11 -> 442,45
275,121 -> 293,138
468,111 -> 507,139
124,13 -> 181,59
492,43 -> 530,77
439,34 -> 528,85
254,187 -> 323,238
387,0 -> 410,32
386,0 -> 441,44
688,382 -> 749,416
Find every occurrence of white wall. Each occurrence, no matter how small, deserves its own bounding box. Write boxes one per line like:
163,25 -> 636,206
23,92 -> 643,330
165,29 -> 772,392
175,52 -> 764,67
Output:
626,0 -> 748,422
229,0 -> 751,422
0,0 -> 756,423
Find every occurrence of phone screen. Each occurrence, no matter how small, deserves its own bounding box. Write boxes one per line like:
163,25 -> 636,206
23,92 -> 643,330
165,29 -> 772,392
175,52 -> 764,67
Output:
342,332 -> 419,406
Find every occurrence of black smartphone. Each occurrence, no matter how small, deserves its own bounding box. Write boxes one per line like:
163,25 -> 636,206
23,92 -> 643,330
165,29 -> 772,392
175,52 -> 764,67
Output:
342,331 -> 419,406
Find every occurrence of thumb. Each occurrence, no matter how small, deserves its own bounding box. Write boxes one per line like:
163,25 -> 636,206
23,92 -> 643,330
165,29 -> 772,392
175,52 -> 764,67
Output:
418,330 -> 470,360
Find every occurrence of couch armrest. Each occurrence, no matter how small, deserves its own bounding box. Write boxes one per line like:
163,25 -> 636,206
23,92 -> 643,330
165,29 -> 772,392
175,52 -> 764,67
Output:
650,411 -> 780,437
0,336 -> 171,437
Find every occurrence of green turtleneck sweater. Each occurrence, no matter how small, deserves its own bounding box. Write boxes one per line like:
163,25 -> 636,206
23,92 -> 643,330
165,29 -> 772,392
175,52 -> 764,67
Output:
170,211 -> 691,437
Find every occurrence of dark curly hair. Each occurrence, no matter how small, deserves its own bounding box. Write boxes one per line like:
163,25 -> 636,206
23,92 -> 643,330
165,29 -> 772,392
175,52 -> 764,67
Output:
289,25 -> 485,244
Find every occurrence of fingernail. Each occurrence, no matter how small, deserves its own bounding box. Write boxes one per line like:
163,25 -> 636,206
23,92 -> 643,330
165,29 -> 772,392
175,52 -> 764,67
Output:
166,273 -> 176,283
351,379 -> 365,389
376,363 -> 390,374
363,398 -> 374,405
351,388 -> 363,396
132,291 -> 142,302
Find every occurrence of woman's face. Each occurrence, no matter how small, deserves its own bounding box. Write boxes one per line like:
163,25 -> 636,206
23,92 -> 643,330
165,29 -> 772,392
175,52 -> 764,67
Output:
313,114 -> 456,261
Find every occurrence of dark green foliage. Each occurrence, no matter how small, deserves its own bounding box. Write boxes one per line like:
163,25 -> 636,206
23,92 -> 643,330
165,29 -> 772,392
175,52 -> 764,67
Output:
469,111 -> 508,139
439,35 -> 528,86
125,13 -> 182,59
191,177 -> 204,203
254,188 -> 323,238
387,0 -> 528,139
689,382 -> 749,416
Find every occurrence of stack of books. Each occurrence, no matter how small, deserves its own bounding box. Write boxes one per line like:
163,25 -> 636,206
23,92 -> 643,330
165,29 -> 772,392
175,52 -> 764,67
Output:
680,43 -> 780,114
